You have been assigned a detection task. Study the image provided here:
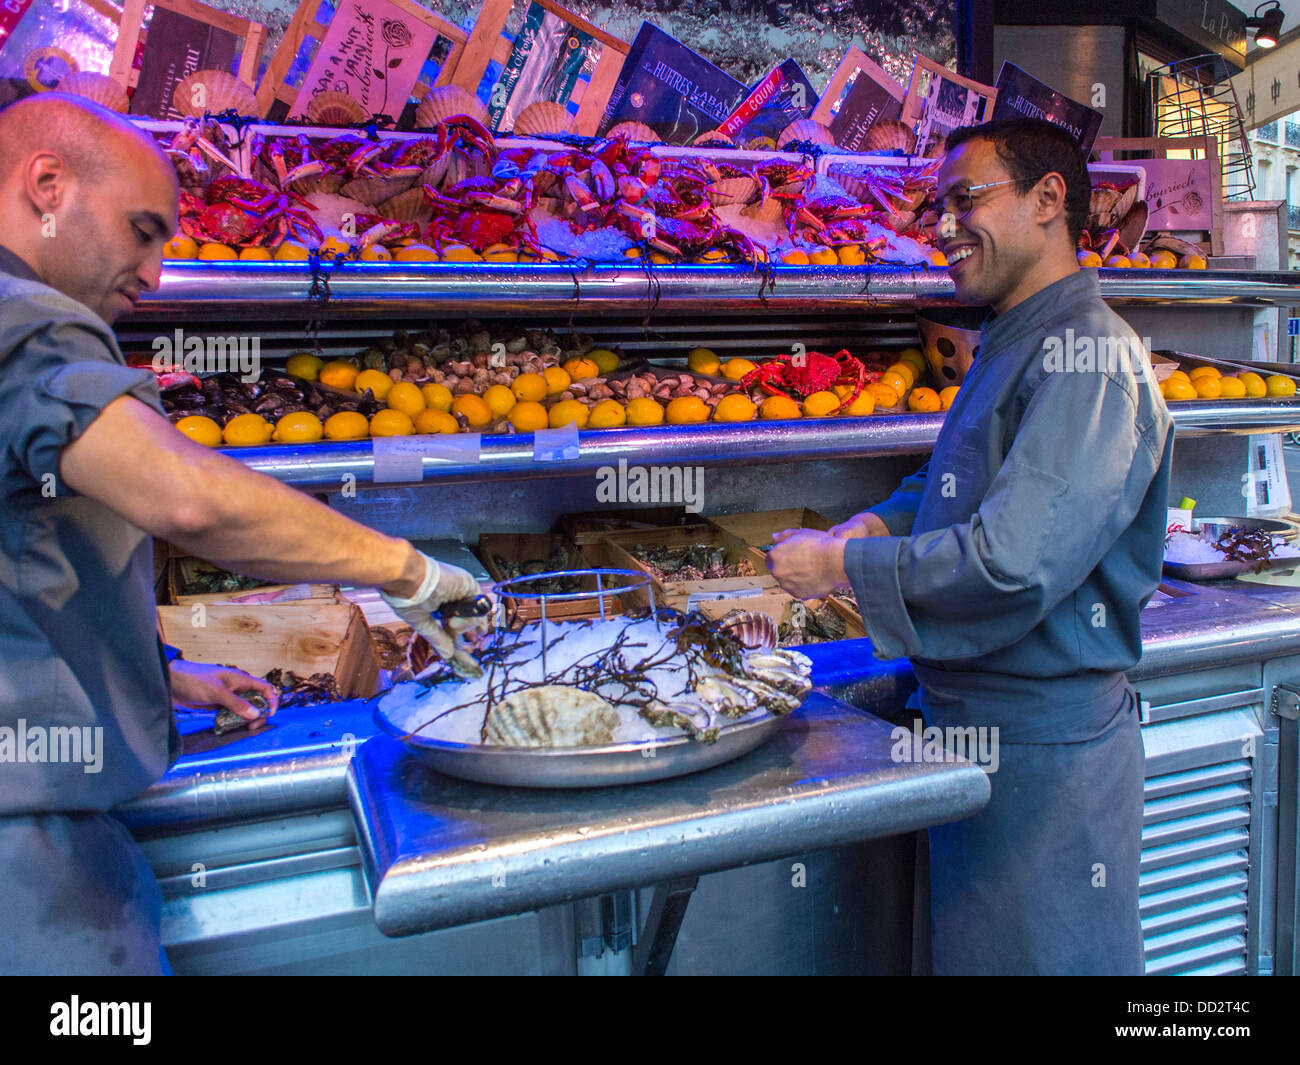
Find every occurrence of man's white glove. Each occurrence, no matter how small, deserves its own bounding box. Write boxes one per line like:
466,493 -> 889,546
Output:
381,553 -> 493,677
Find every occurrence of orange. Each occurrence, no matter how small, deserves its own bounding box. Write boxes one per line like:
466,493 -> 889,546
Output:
394,243 -> 438,262
1148,250 -> 1178,269
1188,366 -> 1221,382
175,415 -> 222,446
929,251 -> 947,267
414,409 -> 459,434
1103,254 -> 1131,268
237,245 -> 272,261
318,235 -> 351,258
1076,249 -> 1102,268
687,348 -> 721,375
939,386 -> 960,410
369,410 -> 415,436
286,352 -> 323,381
1166,369 -> 1192,387
222,413 -> 273,446
842,391 -> 875,416
323,411 -> 369,440
482,384 -> 516,418
163,234 -> 199,259
625,397 -> 665,426
1161,378 -> 1196,401
696,248 -> 729,263
543,366 -> 571,395
1192,377 -> 1221,399
780,248 -> 810,265
802,390 -> 841,417
481,243 -> 518,262
386,381 -> 426,418
588,399 -> 627,428
421,382 -> 454,411
807,245 -> 838,266
1129,252 -> 1151,268
908,387 -> 941,413
451,394 -> 493,427
712,394 -> 756,422
1266,374 -> 1297,398
648,251 -> 673,264
666,396 -> 709,424
759,395 -> 802,420
898,347 -> 926,375
198,242 -> 237,261
588,348 -> 620,375
836,243 -> 866,266
512,372 -> 548,402
318,360 -> 360,390
359,243 -> 392,261
878,369 -> 910,397
355,368 -> 394,400
866,382 -> 900,408
1217,376 -> 1246,399
562,357 -> 599,381
721,358 -> 757,381
507,401 -> 549,432
274,241 -> 310,261
273,412 -> 323,442
1239,371 -> 1267,398
548,399 -> 589,428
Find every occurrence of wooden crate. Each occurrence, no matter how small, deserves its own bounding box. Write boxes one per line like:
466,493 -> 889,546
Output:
597,525 -> 774,612
705,508 -> 832,549
696,593 -> 866,642
559,505 -> 690,546
167,558 -> 338,606
480,533 -> 623,623
156,602 -> 379,698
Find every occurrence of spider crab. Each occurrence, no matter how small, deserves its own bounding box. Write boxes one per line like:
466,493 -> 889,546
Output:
741,349 -> 876,414
179,176 -> 323,246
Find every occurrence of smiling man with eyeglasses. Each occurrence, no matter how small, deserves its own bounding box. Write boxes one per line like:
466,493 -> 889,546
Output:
768,118 -> 1175,975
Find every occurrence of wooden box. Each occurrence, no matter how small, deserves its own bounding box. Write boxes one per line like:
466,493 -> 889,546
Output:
167,557 -> 337,607
480,533 -> 623,623
696,592 -> 866,642
596,525 -> 774,612
558,506 -> 690,546
156,602 -> 379,698
705,508 -> 833,549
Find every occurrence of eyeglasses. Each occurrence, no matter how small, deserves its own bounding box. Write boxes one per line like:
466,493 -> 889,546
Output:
937,177 -> 1041,221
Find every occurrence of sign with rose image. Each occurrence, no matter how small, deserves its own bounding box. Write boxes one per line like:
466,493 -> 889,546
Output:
288,0 -> 440,121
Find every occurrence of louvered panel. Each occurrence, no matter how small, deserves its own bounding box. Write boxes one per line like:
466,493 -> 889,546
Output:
1142,782 -> 1252,826
1140,851 -> 1249,895
1142,808 -> 1251,849
1142,892 -> 1249,938
1144,934 -> 1247,975
1139,871 -> 1249,917
1182,957 -> 1248,975
1143,761 -> 1252,802
1140,829 -> 1249,872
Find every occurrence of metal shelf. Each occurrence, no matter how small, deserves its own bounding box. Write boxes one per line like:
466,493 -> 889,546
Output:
222,401 -> 1300,491
127,263 -> 1300,319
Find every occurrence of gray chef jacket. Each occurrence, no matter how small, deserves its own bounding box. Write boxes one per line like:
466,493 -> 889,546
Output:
845,269 -> 1174,975
0,245 -> 179,973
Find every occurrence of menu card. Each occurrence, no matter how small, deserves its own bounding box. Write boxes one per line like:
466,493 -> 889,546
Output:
991,62 -> 1103,154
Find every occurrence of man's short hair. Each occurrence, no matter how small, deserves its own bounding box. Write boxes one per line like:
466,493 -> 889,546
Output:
945,119 -> 1090,245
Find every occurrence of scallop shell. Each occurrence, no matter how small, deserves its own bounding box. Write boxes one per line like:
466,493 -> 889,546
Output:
172,70 -> 257,118
512,101 -> 575,137
720,610 -> 778,652
740,196 -> 784,224
341,173 -> 416,205
744,136 -> 778,151
708,175 -> 760,206
608,121 -> 659,142
415,86 -> 489,128
379,186 -> 434,223
694,129 -> 734,148
55,72 -> 128,112
305,91 -> 368,127
483,685 -> 621,747
861,119 -> 916,154
777,118 -> 834,150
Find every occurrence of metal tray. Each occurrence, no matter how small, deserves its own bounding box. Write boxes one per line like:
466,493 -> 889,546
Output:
372,702 -> 789,788
1163,516 -> 1300,580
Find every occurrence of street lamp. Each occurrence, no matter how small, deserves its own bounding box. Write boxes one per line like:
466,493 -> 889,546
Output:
1248,1 -> 1285,48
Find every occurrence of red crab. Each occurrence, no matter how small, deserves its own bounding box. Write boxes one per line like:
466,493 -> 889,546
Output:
741,349 -> 876,414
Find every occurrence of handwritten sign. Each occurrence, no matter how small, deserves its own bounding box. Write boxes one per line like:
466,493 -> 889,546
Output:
1138,158 -> 1213,230
288,0 -> 439,121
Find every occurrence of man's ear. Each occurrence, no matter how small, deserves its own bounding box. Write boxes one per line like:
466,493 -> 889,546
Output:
1034,172 -> 1069,230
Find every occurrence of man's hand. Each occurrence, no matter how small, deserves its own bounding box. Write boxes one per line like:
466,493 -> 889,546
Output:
827,511 -> 889,539
767,530 -> 850,600
381,553 -> 493,677
169,660 -> 278,730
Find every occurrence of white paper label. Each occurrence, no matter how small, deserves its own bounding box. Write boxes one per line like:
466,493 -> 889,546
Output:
685,587 -> 766,611
533,422 -> 580,462
1166,507 -> 1193,536
1247,433 -> 1292,518
372,434 -> 482,483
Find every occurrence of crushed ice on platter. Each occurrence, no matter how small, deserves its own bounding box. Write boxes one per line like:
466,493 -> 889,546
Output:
1164,529 -> 1300,564
378,611 -> 812,749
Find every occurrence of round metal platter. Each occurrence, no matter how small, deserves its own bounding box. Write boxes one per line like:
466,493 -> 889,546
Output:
373,702 -> 790,788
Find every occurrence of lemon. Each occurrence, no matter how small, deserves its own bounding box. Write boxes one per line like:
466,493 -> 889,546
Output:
1218,376 -> 1246,399
1130,252 -> 1151,268
623,247 -> 643,259
359,243 -> 392,261
588,399 -> 627,428
878,369 -> 910,397
1104,254 -> 1131,268
802,390 -> 841,417
512,372 -> 548,402
318,360 -> 360,391
562,357 -> 599,381
198,242 -> 237,261
1076,249 -> 1102,268
721,357 -> 757,381
548,399 -> 589,428
759,395 -> 802,419
273,412 -> 323,442
666,396 -> 709,424
1239,371 -> 1267,398
387,381 -> 426,418
898,347 -> 926,375
866,382 -> 900,408
836,243 -> 866,266
712,394 -> 756,422
394,244 -> 438,262
1180,253 -> 1208,269
355,368 -> 394,400
452,394 -> 493,427
1192,377 -> 1221,400
808,245 -> 838,266
687,348 -> 721,375
421,382 -> 454,411
1266,374 -> 1297,397
223,413 -> 273,446
1161,378 -> 1196,401
1166,369 -> 1192,387
508,401 -> 549,432
369,410 -> 415,436
175,415 -> 222,446
780,248 -> 810,265
440,244 -> 481,262
163,234 -> 199,259
589,348 -> 620,375
543,366 -> 571,395
1188,365 -> 1221,382
482,384 -> 516,418
929,251 -> 947,267
481,243 -> 518,262
1148,250 -> 1178,269
323,411 -> 370,440
286,352 -> 324,381
237,245 -> 272,261
625,397 -> 665,426
907,387 -> 941,412
274,241 -> 311,261
696,248 -> 729,263
939,385 -> 960,410
886,362 -> 917,390
414,409 -> 459,434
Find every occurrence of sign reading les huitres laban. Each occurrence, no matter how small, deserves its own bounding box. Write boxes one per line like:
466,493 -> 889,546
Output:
288,0 -> 438,120
991,62 -> 1102,154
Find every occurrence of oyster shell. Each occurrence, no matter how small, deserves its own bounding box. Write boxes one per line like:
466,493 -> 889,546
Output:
415,86 -> 489,128
484,685 -> 620,747
56,72 -> 128,112
172,70 -> 256,119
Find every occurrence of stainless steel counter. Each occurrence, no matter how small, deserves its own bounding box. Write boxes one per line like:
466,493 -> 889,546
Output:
347,692 -> 989,937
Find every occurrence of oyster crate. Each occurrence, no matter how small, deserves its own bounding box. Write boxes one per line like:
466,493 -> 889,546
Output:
557,506 -> 690,546
166,557 -> 338,607
696,593 -> 866,642
593,524 -> 775,612
479,533 -> 624,623
704,508 -> 833,549
156,602 -> 379,698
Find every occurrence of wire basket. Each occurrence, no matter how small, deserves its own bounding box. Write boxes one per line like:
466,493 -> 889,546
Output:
1147,54 -> 1255,202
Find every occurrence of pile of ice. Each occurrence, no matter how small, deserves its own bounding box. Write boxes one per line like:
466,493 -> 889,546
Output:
1164,529 -> 1300,565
